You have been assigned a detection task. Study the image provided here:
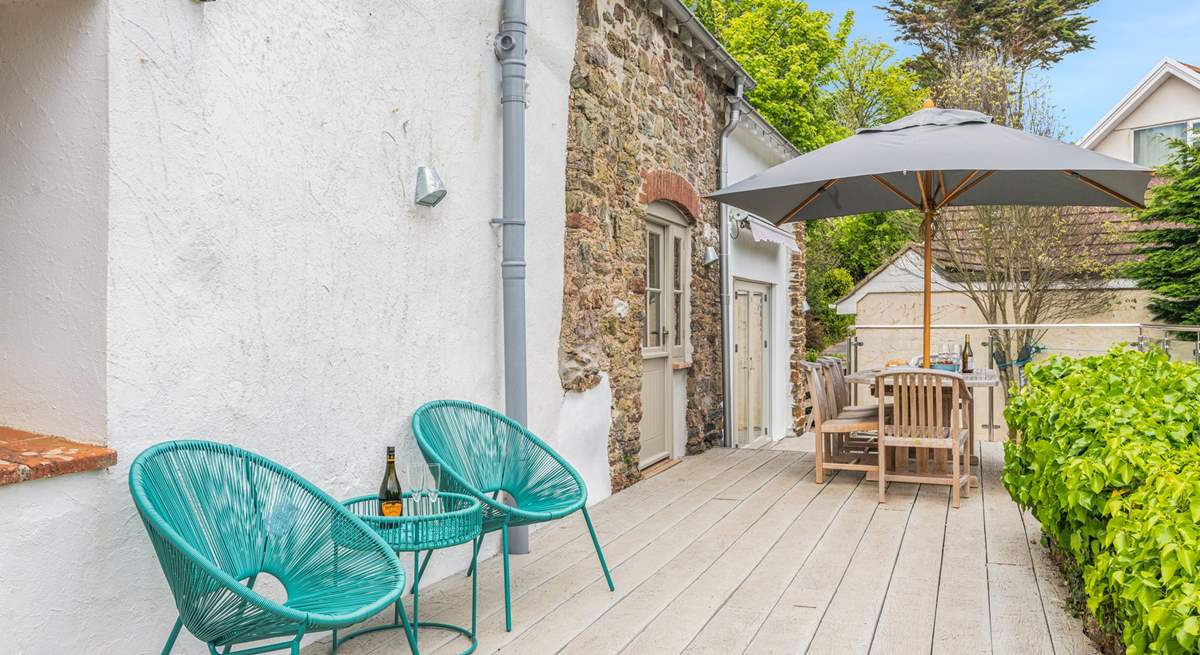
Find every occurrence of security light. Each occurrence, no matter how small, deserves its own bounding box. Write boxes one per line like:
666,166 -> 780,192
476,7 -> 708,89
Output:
414,166 -> 447,207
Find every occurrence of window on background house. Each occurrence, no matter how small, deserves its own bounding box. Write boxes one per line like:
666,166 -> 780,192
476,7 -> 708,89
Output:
1134,122 -> 1189,167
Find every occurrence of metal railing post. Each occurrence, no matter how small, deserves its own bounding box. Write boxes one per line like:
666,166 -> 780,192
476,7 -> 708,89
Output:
986,336 -> 995,442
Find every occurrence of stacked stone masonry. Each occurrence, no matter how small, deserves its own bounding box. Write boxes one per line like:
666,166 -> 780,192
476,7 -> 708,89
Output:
559,0 -> 728,492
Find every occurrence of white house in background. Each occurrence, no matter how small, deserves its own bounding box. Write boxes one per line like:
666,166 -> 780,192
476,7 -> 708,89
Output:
1079,57 -> 1200,165
724,107 -> 801,447
833,57 -> 1200,438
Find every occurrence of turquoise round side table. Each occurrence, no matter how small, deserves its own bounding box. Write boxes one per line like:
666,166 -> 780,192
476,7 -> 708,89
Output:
332,492 -> 483,655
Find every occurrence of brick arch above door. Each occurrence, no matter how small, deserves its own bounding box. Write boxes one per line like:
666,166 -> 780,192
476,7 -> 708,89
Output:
638,169 -> 701,223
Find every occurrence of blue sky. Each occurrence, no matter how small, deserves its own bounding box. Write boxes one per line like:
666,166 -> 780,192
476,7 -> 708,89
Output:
808,0 -> 1200,141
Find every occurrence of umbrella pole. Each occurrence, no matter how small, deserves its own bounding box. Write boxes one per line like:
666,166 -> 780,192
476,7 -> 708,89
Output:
923,208 -> 933,367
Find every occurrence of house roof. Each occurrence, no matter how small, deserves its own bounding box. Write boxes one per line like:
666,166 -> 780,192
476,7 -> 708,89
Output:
833,243 -> 956,314
733,98 -> 801,162
833,237 -> 1142,316
1078,58 -> 1200,149
929,200 -> 1163,273
655,1 -> 756,93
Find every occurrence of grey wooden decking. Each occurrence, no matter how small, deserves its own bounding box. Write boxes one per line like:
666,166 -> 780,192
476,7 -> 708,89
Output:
305,441 -> 1096,655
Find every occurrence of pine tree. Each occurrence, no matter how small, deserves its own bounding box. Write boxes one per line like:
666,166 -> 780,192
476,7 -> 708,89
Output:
1126,137 -> 1200,324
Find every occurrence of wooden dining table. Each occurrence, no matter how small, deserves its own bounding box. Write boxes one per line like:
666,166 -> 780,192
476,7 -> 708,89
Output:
844,367 -> 1000,485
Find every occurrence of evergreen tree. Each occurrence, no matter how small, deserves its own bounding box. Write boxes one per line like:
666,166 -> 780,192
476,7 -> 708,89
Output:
1126,137 -> 1200,324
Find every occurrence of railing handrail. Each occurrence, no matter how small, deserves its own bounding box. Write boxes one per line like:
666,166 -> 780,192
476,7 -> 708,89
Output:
851,323 -> 1200,333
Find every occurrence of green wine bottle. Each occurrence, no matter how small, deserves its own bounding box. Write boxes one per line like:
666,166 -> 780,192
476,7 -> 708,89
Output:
379,447 -> 403,517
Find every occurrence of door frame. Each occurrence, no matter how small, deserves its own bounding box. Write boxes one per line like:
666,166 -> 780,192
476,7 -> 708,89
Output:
732,278 -> 773,449
639,203 -> 691,469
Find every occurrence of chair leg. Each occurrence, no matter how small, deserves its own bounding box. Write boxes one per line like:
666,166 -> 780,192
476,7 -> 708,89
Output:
961,440 -> 971,499
502,525 -> 513,632
878,444 -> 887,503
162,617 -> 183,655
951,442 -> 962,509
397,598 -> 419,654
582,507 -> 615,591
813,430 -> 825,484
466,535 -> 482,577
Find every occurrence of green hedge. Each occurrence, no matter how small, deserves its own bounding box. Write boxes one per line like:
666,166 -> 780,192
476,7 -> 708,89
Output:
1003,347 -> 1200,654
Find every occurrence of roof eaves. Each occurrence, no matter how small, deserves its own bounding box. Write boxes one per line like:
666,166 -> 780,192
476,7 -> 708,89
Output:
1078,57 -> 1200,149
733,98 -> 800,161
833,243 -> 922,308
654,0 -> 757,93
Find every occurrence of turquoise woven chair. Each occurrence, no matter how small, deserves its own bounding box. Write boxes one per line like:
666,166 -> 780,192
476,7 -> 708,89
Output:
130,440 -> 407,655
411,400 -> 614,631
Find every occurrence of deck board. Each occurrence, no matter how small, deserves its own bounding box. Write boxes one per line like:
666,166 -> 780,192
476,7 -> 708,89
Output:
303,442 -> 1096,655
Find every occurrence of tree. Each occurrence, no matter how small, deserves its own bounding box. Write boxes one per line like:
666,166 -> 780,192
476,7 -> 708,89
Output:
930,71 -> 1117,388
697,1 -> 925,352
827,39 -> 926,132
1126,136 -> 1200,324
696,0 -> 852,151
805,211 -> 918,349
881,0 -> 1097,124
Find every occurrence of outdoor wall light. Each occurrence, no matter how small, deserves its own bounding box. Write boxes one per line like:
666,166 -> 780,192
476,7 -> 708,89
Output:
702,246 -> 719,266
414,166 -> 447,207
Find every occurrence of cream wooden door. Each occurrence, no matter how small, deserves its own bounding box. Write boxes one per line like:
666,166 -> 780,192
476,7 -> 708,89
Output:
734,281 -> 770,447
639,222 -> 672,467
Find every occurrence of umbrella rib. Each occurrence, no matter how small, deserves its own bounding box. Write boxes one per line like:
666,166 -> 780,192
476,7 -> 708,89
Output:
916,171 -> 930,211
935,170 -> 994,210
870,175 -> 920,210
775,179 -> 839,225
1064,170 -> 1146,209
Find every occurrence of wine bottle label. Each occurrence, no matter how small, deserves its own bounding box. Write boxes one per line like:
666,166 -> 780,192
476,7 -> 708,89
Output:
380,500 -> 403,517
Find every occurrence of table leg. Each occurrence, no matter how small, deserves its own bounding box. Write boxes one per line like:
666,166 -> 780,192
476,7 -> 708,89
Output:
412,551 -> 421,627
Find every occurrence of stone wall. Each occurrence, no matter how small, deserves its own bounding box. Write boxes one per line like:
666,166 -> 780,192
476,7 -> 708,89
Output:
560,0 -> 727,491
788,226 -> 809,433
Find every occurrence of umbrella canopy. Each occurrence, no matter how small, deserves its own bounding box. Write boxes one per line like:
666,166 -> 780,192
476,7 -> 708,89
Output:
710,106 -> 1154,364
711,108 -> 1152,224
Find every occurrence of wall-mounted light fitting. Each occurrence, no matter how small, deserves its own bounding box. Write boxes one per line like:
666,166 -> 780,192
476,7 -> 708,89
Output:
414,166 -> 447,207
702,246 -> 719,266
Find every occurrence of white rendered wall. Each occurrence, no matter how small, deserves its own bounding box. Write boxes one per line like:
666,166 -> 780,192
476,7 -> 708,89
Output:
725,126 -> 795,440
0,0 -> 107,443
1093,76 -> 1200,161
0,2 -> 585,654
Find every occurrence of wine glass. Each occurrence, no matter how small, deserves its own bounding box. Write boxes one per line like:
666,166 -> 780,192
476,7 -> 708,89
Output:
427,463 -> 442,514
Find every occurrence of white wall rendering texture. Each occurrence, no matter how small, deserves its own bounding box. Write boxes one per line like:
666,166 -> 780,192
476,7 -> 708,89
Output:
0,2 -> 590,653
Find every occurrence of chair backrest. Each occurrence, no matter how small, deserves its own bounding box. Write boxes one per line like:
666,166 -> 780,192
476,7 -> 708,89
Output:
874,368 -> 970,440
129,441 -> 402,642
802,361 -> 834,428
411,400 -> 585,506
818,357 -> 851,413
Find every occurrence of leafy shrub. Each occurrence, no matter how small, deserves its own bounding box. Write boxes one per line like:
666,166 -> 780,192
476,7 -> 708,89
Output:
1004,347 -> 1200,653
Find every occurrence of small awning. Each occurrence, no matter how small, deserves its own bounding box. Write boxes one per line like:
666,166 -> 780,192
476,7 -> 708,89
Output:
746,216 -> 800,252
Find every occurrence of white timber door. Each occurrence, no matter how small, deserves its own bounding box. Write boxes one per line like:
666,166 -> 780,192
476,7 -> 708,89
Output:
639,203 -> 690,468
733,280 -> 771,447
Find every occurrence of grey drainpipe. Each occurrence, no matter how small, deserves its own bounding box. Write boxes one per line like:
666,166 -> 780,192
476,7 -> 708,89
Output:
496,0 -> 530,554
719,80 -> 745,448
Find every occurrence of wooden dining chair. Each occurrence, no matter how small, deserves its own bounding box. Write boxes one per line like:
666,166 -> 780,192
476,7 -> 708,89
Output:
804,361 -> 880,484
817,357 -> 892,418
875,368 -> 972,507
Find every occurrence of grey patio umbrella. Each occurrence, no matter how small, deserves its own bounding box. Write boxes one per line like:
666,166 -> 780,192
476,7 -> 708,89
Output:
710,104 -> 1154,365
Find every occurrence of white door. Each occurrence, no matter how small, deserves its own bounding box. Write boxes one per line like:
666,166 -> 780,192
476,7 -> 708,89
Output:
639,205 -> 690,468
640,222 -> 671,466
734,281 -> 770,447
